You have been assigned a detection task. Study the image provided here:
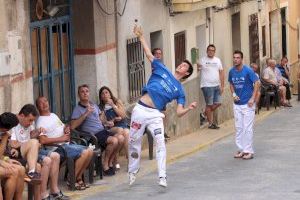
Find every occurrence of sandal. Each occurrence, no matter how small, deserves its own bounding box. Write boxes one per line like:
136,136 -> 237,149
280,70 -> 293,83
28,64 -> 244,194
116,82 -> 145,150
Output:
79,180 -> 90,188
234,151 -> 244,158
75,182 -> 86,190
242,153 -> 254,160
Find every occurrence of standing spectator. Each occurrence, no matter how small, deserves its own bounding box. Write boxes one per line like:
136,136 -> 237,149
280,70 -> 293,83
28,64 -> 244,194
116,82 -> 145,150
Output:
0,112 -> 25,200
198,44 -> 224,129
228,50 -> 259,160
70,85 -> 122,176
276,57 -> 292,104
250,63 -> 261,104
99,86 -> 129,170
36,96 -> 93,190
128,25 -> 197,187
10,104 -> 68,200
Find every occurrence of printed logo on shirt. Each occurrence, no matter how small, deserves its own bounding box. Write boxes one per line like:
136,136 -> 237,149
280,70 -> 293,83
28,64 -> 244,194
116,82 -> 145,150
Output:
231,77 -> 245,89
131,121 -> 141,130
154,128 -> 162,135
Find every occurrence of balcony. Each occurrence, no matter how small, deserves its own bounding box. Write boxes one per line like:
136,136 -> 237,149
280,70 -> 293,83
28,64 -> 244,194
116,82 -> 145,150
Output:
171,0 -> 227,12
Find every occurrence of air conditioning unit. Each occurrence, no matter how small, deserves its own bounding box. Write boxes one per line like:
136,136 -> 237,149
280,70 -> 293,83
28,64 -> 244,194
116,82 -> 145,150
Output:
228,0 -> 242,5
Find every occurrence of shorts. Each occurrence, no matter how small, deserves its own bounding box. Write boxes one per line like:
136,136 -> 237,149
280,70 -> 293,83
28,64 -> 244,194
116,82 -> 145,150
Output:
114,119 -> 129,129
38,148 -> 52,163
55,143 -> 86,161
201,86 -> 221,106
95,130 -> 115,149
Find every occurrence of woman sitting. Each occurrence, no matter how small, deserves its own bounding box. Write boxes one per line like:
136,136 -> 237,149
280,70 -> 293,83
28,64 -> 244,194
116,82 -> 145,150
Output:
99,86 -> 129,169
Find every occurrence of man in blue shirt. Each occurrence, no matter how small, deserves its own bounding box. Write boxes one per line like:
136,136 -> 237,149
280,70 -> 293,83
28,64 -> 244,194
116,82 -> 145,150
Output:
228,50 -> 259,160
128,26 -> 197,187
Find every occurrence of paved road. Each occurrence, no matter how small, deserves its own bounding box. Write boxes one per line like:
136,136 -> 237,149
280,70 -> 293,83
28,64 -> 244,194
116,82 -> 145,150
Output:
84,101 -> 300,200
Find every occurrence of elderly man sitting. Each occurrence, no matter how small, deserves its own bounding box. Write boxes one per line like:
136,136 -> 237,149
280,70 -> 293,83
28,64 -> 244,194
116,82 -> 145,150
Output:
263,59 -> 291,107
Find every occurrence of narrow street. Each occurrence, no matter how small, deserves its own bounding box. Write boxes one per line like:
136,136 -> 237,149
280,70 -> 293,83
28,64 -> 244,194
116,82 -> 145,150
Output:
84,101 -> 300,200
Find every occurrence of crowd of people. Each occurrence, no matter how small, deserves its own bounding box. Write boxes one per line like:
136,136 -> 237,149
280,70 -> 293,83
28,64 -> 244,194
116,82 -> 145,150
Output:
0,24 -> 296,199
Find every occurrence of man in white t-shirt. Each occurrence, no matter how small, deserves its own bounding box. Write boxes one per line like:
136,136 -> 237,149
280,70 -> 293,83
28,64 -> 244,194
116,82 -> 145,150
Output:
198,44 -> 224,129
36,96 -> 93,190
10,104 -> 69,200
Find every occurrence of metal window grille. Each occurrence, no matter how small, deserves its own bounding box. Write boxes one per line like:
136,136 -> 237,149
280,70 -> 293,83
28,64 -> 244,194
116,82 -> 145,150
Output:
127,37 -> 145,102
174,31 -> 186,67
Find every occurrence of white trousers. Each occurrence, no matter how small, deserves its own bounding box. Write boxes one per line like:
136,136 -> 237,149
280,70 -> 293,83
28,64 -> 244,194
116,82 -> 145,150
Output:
128,103 -> 166,178
233,104 -> 255,154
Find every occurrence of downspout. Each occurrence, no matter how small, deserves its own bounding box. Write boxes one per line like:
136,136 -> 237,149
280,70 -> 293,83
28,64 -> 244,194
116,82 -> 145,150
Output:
114,0 -> 120,97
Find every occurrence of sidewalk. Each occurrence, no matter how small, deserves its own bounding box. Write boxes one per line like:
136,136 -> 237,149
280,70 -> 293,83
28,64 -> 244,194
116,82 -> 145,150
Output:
65,103 -> 282,199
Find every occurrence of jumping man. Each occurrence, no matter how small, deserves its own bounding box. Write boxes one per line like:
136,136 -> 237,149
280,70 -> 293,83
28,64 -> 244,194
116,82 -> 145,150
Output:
128,25 -> 197,187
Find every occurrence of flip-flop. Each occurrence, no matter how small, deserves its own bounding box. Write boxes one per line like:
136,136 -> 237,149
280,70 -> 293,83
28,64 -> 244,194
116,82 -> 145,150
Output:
234,151 -> 244,158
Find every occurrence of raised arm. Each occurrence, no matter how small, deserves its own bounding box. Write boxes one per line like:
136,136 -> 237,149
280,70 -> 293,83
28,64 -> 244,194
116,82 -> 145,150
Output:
134,25 -> 154,62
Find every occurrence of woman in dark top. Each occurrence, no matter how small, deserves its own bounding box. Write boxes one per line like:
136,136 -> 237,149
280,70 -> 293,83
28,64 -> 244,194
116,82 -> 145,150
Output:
99,86 -> 129,169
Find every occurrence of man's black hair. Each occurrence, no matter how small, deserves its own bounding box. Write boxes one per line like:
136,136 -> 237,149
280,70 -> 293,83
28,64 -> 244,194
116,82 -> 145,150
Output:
182,59 -> 193,80
19,104 -> 39,117
233,50 -> 243,59
0,112 -> 19,130
207,44 -> 216,51
151,48 -> 162,55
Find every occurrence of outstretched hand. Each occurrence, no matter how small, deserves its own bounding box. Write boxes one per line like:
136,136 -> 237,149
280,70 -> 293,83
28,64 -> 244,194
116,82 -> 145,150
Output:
133,25 -> 143,37
188,102 -> 197,110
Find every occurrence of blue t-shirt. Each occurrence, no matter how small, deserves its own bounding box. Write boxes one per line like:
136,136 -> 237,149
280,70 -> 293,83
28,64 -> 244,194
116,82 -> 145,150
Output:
228,65 -> 259,105
142,59 -> 185,111
71,102 -> 104,135
276,64 -> 289,80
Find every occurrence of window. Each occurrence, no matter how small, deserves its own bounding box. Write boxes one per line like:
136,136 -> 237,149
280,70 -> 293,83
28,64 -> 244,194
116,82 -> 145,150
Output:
174,31 -> 186,68
127,37 -> 145,102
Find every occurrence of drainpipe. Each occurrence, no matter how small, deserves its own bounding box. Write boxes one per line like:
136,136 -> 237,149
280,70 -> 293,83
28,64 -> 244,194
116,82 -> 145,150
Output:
114,0 -> 120,97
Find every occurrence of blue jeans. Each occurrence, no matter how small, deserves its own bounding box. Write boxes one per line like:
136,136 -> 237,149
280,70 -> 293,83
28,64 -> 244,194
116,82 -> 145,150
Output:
201,86 -> 221,105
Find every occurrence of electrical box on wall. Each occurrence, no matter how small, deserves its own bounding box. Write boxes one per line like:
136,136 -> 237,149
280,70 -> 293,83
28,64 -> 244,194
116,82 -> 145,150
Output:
191,47 -> 199,64
0,52 -> 10,76
7,31 -> 23,75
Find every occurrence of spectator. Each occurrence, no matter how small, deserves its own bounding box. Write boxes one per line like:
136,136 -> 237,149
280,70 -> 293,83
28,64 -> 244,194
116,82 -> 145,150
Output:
99,86 -> 129,170
36,96 -> 93,190
276,57 -> 292,104
228,50 -> 260,160
10,104 -> 68,200
0,112 -> 25,200
70,85 -> 122,176
263,59 -> 291,107
250,63 -> 261,104
198,44 -> 224,129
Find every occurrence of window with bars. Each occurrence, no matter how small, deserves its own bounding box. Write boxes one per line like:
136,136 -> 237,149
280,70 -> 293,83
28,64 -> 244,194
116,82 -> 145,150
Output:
127,37 -> 145,102
174,31 -> 186,68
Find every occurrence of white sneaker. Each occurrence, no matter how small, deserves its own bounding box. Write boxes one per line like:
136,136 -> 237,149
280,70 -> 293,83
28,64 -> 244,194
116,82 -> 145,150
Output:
129,173 -> 136,186
158,177 -> 167,187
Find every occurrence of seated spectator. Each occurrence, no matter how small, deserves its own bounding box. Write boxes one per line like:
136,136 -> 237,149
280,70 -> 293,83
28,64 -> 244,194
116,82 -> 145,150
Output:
70,84 -> 122,176
0,112 -> 25,200
99,86 -> 129,169
36,96 -> 93,190
276,57 -> 292,104
263,59 -> 291,107
10,104 -> 68,200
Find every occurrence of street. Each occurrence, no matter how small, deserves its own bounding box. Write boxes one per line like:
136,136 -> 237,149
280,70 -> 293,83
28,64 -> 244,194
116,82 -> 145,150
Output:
84,101 -> 300,200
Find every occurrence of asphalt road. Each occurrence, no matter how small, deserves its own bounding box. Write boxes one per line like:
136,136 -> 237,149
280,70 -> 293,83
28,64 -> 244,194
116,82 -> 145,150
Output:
84,101 -> 300,200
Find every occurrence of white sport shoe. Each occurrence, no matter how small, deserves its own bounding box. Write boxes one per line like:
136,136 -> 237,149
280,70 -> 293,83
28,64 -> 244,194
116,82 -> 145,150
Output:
129,173 -> 136,186
158,177 -> 167,187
